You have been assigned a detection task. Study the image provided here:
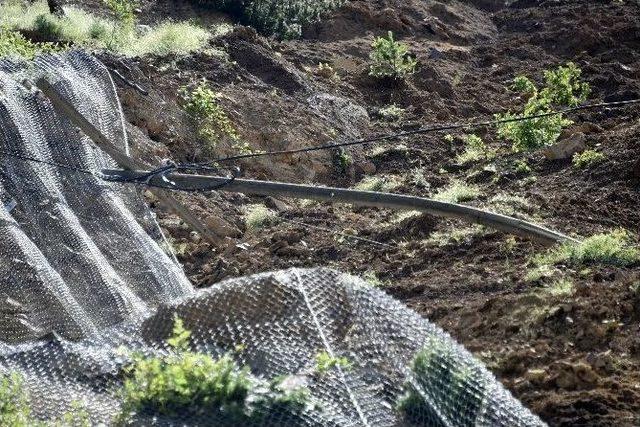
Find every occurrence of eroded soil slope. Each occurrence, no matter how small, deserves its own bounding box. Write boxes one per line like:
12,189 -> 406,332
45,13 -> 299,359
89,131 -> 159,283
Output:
83,0 -> 640,425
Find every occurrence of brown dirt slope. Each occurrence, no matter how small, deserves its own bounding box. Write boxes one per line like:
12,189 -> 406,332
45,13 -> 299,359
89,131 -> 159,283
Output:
64,0 -> 640,425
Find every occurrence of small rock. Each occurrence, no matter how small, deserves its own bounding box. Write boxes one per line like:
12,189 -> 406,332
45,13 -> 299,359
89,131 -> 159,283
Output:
355,161 -> 376,175
543,133 -> 587,160
555,361 -> 600,390
265,197 -> 289,212
428,47 -> 444,60
204,216 -> 241,237
525,368 -> 548,385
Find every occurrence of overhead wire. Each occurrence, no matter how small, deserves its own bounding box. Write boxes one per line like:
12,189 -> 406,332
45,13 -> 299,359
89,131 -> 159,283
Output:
199,97 -> 640,165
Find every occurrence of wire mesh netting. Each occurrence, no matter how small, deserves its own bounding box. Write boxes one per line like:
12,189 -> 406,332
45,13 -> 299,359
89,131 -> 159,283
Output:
0,52 -> 545,426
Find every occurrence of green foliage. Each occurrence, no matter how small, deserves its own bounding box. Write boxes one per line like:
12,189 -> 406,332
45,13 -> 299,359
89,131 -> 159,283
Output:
181,82 -> 239,154
398,340 -> 486,425
496,63 -> 590,152
0,1 -> 210,57
198,0 -> 347,39
314,351 -> 351,375
545,278 -> 574,297
572,149 -> 605,168
455,134 -> 495,165
33,14 -> 63,39
369,31 -> 417,80
103,0 -> 138,27
0,373 -> 31,427
0,27 -> 59,58
542,62 -> 591,107
378,104 -> 405,121
0,372 -> 90,426
534,230 -> 640,268
335,148 -> 353,172
514,159 -> 532,174
362,270 -> 384,287
122,318 -> 253,418
121,317 -> 309,423
434,181 -> 480,203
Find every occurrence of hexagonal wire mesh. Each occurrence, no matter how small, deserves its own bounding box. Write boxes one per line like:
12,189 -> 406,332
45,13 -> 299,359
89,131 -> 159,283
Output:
0,52 -> 545,426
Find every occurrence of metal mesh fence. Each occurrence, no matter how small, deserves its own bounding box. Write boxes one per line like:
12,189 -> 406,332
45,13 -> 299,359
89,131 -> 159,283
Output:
0,52 -> 545,426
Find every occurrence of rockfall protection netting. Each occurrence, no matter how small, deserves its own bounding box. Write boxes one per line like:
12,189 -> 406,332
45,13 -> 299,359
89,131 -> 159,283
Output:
0,52 -> 545,426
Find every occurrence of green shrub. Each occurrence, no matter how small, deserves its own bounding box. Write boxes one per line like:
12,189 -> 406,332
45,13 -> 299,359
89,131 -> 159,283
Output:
0,373 -> 31,427
33,14 -> 63,39
0,27 -> 59,58
335,148 -> 353,172
514,159 -> 532,174
104,0 -> 138,27
572,149 -> 605,168
314,351 -> 351,375
121,317 -> 309,423
398,340 -> 486,425
197,0 -> 347,39
122,318 -> 252,418
369,31 -> 417,80
181,82 -> 239,153
534,230 -> 640,268
496,63 -> 590,152
455,134 -> 495,165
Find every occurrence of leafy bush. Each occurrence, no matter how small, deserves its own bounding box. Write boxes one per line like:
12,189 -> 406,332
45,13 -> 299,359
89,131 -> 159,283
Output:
455,134 -> 495,165
496,63 -> 590,152
534,230 -> 640,268
121,317 -> 309,423
397,339 -> 486,425
181,82 -> 239,154
369,31 -> 417,80
514,159 -> 532,174
572,149 -> 605,168
0,373 -> 31,426
314,351 -> 351,375
197,0 -> 347,39
122,318 -> 252,418
0,372 -> 90,426
103,0 -> 138,27
0,27 -> 60,58
433,181 -> 480,203
335,148 -> 353,172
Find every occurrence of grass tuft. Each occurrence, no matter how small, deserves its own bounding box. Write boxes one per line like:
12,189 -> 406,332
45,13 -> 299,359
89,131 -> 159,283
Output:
0,1 -> 211,57
354,176 -> 400,192
534,230 -> 640,268
433,181 -> 480,203
244,205 -> 278,230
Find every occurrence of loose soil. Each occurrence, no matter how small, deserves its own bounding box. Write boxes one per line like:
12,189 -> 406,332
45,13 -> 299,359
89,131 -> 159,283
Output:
57,0 -> 640,425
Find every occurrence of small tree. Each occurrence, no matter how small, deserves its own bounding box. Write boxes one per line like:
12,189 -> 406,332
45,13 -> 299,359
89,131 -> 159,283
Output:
369,31 -> 417,80
496,63 -> 590,152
